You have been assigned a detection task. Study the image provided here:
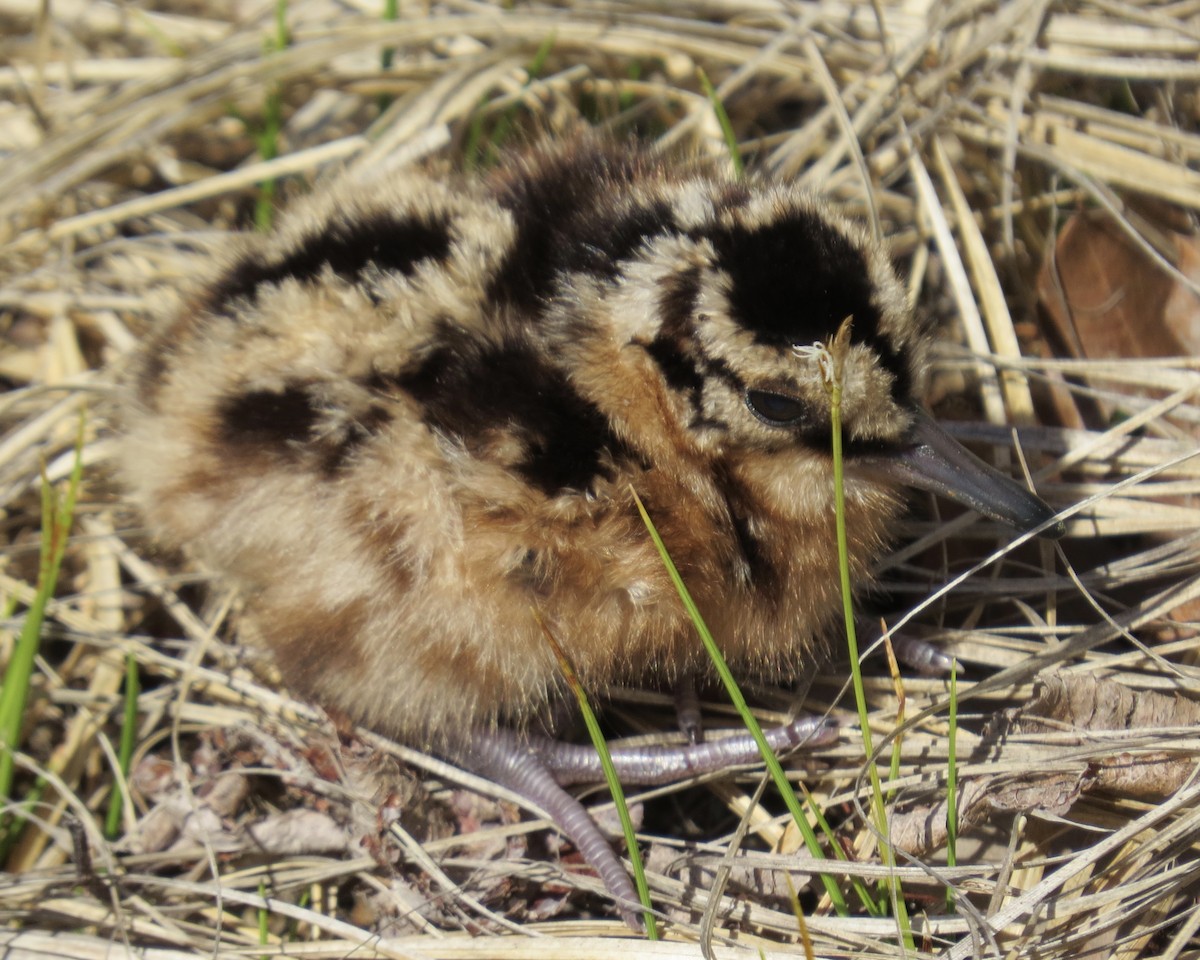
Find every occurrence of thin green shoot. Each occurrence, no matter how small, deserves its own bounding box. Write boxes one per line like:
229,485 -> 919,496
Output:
377,0 -> 399,112
104,653 -> 140,840
284,886 -> 310,941
795,782 -> 842,857
696,68 -> 743,179
795,780 -> 879,912
630,487 -> 852,916
462,103 -> 490,173
882,634 -> 908,924
258,878 -> 271,960
620,60 -> 642,113
380,0 -> 399,70
254,0 -> 289,231
945,660 -> 959,912
271,0 -> 286,52
822,320 -> 913,948
0,414 -> 86,855
1111,79 -> 1139,116
533,608 -> 657,937
465,34 -> 555,171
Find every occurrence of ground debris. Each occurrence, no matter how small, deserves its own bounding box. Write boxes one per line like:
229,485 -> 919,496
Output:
892,670 -> 1200,855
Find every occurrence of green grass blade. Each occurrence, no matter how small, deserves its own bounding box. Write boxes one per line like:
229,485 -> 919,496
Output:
258,878 -> 271,960
377,0 -> 399,111
487,34 -> 555,155
795,782 -> 841,855
465,34 -> 555,171
696,68 -> 743,178
630,488 -> 852,915
462,97 -> 491,173
104,653 -> 140,840
533,610 -> 657,937
254,0 -> 289,230
824,325 -> 913,948
620,60 -> 642,112
380,0 -> 398,70
525,33 -> 555,81
795,779 -> 880,914
0,414 -> 86,853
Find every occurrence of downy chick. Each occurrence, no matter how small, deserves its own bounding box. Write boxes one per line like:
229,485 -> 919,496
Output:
120,139 -> 1060,921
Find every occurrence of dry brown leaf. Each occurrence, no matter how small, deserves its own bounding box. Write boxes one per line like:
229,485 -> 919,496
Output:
892,671 -> 1199,855
891,772 -> 1089,856
1038,210 -> 1200,364
889,779 -> 992,855
984,770 -> 1091,815
1021,671 -> 1200,730
1013,672 -> 1200,800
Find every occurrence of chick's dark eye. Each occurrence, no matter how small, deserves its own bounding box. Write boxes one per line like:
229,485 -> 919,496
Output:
745,389 -> 810,427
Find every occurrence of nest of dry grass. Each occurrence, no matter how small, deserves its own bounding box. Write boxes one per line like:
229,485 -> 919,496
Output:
3,0 -> 1200,957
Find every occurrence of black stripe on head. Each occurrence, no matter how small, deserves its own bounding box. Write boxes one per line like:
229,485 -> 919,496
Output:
642,267 -> 703,394
577,202 -> 679,279
706,213 -> 877,346
704,212 -> 911,398
659,265 -> 701,340
208,212 -> 453,315
219,383 -> 397,473
219,385 -> 319,449
638,266 -> 748,434
397,335 -> 629,497
644,335 -> 704,395
487,146 -> 678,313
487,149 -> 631,313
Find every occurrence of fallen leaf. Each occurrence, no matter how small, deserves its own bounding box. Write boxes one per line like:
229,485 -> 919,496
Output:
891,670 -> 1200,855
1038,210 -> 1200,361
1013,672 -> 1200,800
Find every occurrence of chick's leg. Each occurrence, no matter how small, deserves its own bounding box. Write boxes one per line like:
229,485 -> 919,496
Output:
854,617 -> 961,676
674,674 -> 703,744
462,715 -> 835,928
532,713 -> 836,786
464,729 -> 645,928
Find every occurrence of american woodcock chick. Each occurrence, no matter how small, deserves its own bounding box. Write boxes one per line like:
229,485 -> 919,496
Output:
120,139 -> 1061,922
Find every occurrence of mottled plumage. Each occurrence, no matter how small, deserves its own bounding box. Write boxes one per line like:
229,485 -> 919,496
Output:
120,140 -> 1058,921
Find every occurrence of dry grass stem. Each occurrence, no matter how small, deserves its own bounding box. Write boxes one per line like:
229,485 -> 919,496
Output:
3,0 -> 1199,956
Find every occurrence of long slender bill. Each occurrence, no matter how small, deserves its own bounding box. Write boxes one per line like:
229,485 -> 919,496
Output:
857,406 -> 1065,539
